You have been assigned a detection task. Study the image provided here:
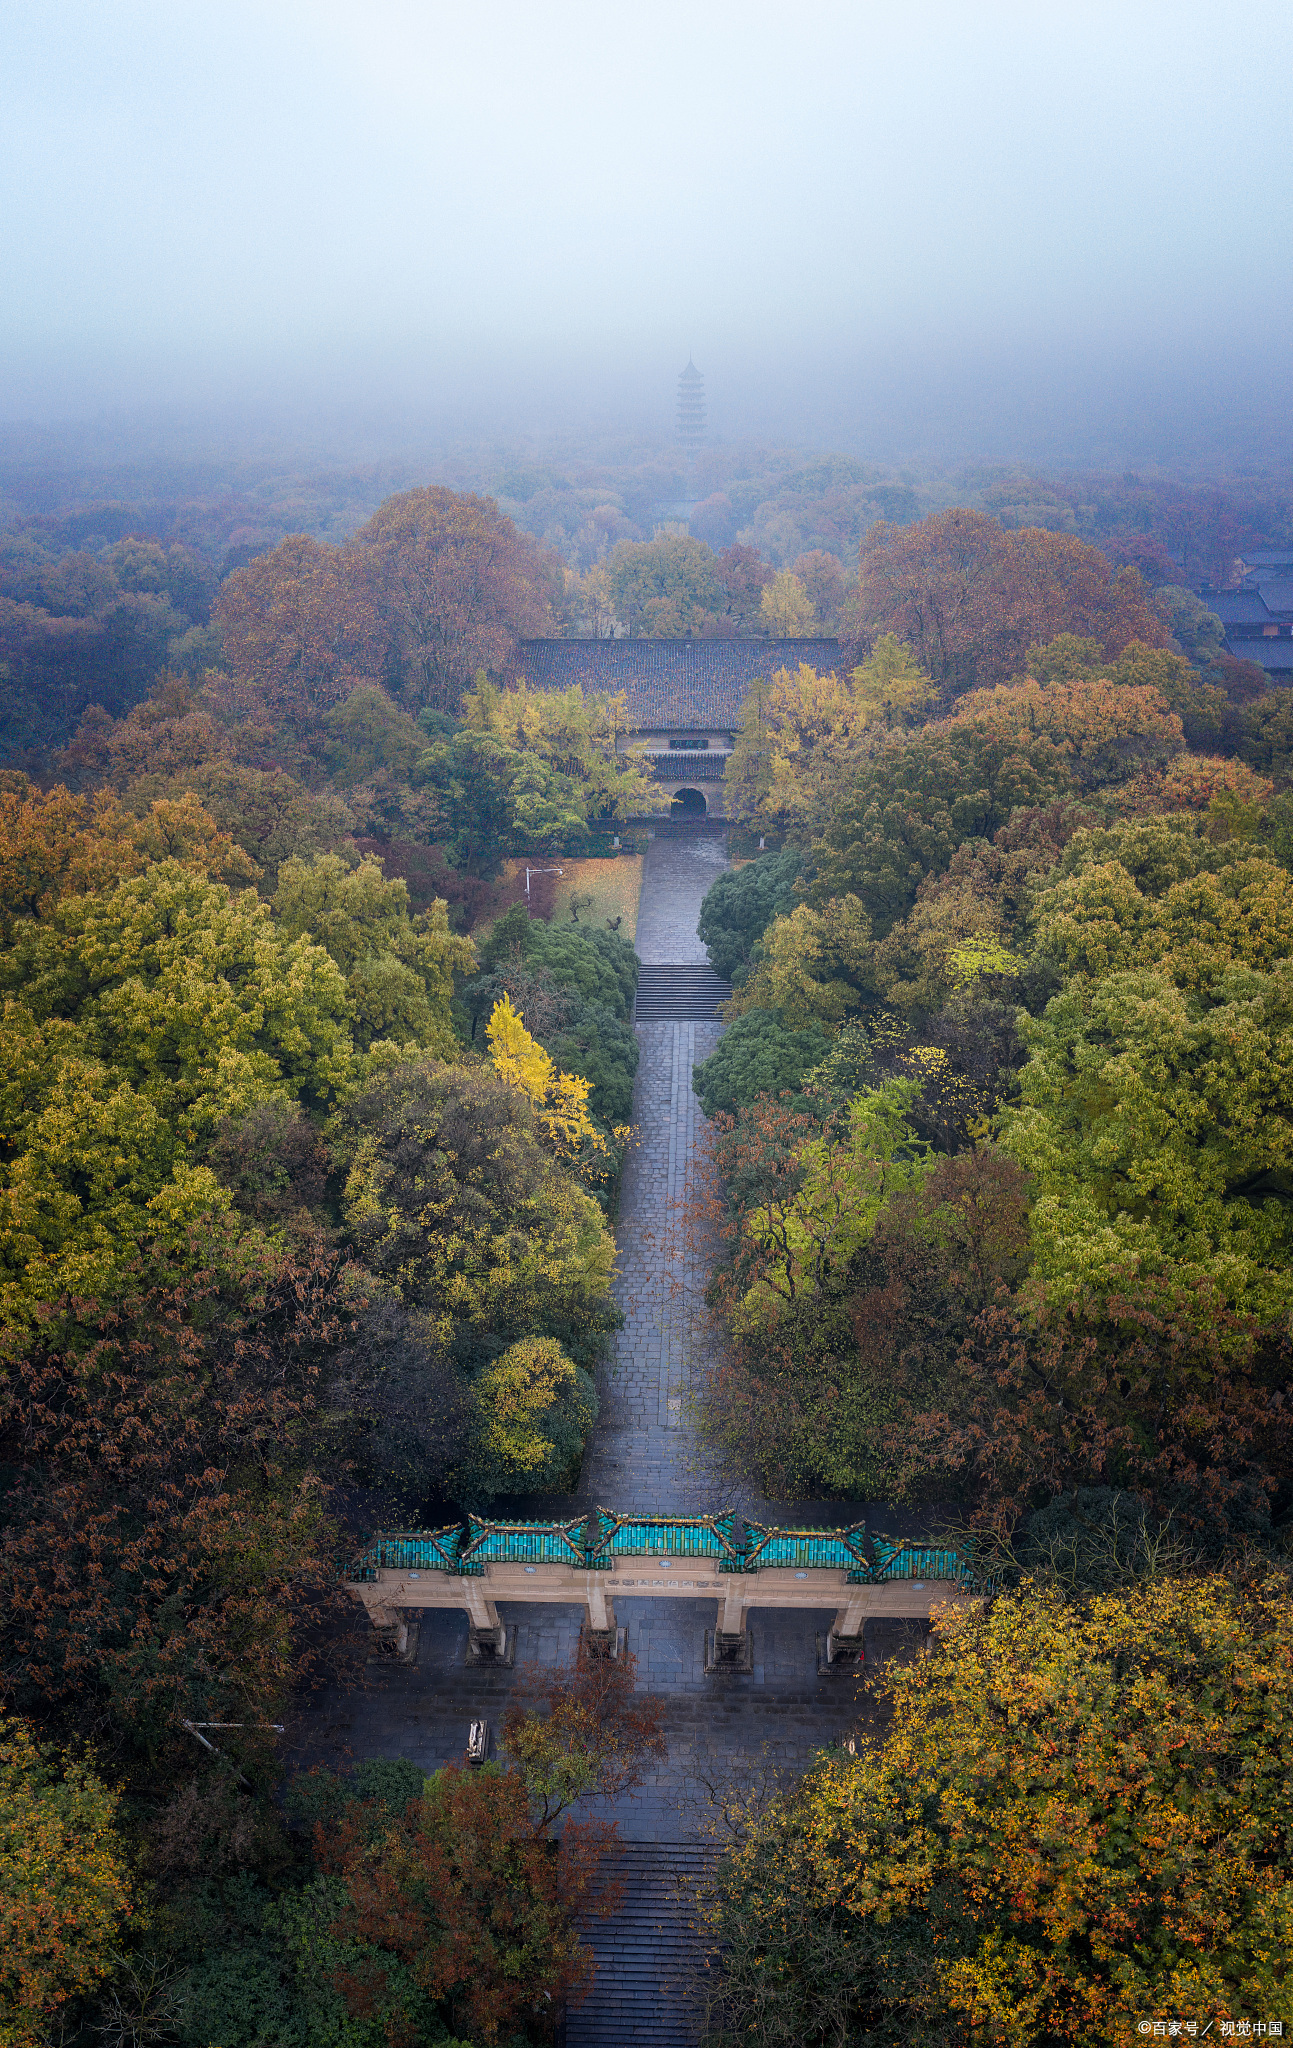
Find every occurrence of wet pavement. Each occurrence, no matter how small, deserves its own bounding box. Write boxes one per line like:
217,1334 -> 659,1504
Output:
295,827 -> 930,2042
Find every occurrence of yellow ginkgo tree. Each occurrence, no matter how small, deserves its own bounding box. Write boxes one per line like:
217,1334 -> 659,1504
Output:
486,992 -> 611,1178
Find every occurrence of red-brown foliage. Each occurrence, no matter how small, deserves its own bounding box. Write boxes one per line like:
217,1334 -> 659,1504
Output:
0,1234 -> 355,1764
318,1763 -> 621,2045
213,535 -> 387,726
356,487 -> 557,713
906,1283 -> 1293,1541
501,1641 -> 668,1827
856,510 -> 1171,695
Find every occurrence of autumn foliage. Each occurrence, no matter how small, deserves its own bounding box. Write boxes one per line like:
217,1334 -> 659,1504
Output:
355,486 -> 557,711
0,1718 -> 133,2048
855,509 -> 1171,693
307,1648 -> 664,2044
213,533 -> 388,725
315,1764 -> 613,2045
0,1238 -> 351,1757
702,1575 -> 1293,2044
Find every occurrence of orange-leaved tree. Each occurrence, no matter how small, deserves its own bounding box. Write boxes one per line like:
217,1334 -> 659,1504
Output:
309,1646 -> 664,2042
950,671 -> 1184,787
856,511 -> 1170,695
702,1575 -> 1293,2046
0,1716 -> 134,2048
353,487 -> 556,712
315,1762 -> 617,2046
0,776 -> 256,929
213,534 -> 388,728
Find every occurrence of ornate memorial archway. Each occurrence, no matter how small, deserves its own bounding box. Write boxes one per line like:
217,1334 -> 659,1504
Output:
346,1509 -> 983,1671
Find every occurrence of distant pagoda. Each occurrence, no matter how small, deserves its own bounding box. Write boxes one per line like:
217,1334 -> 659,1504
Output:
676,356 -> 706,459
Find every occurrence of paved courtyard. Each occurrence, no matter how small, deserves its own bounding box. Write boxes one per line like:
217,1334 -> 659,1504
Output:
299,831 -> 928,2042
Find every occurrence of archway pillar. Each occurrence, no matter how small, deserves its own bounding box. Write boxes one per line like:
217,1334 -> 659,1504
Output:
719,1585 -> 749,1635
464,1579 -> 506,1658
353,1586 -> 411,1659
824,1588 -> 872,1667
586,1579 -> 616,1633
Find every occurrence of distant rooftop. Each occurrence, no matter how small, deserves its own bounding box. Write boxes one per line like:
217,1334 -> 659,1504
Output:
1231,637 -> 1293,674
514,637 -> 843,729
1241,549 -> 1293,573
1204,589 -> 1275,625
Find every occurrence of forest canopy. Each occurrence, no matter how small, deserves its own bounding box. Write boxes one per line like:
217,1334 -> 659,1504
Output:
3,457 -> 1293,2045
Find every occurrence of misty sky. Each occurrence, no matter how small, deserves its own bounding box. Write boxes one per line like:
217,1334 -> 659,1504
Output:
4,1 -> 1290,463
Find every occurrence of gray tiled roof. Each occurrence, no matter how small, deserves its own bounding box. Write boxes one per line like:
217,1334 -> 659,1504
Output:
1241,550 -> 1293,572
514,638 -> 843,730
650,753 -> 728,779
1205,589 -> 1272,625
1224,635 -> 1293,671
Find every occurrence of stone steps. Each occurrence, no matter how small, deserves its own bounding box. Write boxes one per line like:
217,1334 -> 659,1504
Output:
634,964 -> 732,1022
567,1840 -> 714,2047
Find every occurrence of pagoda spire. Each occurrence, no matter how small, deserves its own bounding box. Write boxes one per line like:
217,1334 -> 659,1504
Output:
676,356 -> 706,461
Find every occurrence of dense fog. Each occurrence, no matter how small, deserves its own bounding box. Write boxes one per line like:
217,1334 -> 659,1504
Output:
4,0 -> 1290,470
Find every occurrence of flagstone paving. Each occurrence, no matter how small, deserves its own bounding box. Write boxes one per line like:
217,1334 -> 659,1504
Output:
296,830 -> 933,2043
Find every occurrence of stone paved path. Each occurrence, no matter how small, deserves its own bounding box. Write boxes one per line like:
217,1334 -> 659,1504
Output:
633,833 -> 729,965
543,833 -> 763,1517
575,1016 -> 752,1515
298,829 -> 929,2043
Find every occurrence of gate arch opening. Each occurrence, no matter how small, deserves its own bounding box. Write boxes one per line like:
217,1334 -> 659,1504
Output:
670,787 -> 707,815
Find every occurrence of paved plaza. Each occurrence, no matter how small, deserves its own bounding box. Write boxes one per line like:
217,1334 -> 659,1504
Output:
300,832 -> 927,2043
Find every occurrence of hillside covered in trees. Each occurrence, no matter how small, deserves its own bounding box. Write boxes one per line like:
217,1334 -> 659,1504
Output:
1,466 -> 1292,2044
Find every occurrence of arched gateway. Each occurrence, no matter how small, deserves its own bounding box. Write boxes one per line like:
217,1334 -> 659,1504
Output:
345,1510 -> 982,1671
511,636 -> 846,822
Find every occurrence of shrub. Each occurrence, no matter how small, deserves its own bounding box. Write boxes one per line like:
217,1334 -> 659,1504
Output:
692,1009 -> 831,1118
465,1335 -> 598,1501
697,848 -> 800,982
480,904 -> 638,1015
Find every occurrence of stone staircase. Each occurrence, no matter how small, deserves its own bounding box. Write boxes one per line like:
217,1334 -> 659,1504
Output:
634,964 -> 732,1022
566,1840 -> 714,2047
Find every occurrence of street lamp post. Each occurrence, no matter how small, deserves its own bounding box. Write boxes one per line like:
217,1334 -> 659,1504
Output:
525,865 -> 563,900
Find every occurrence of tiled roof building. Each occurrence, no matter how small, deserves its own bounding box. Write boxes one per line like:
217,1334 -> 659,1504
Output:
515,638 -> 842,731
513,637 -> 845,819
1203,559 -> 1293,677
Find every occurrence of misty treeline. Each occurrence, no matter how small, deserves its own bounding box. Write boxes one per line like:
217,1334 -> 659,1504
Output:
2,440 -> 1288,758
2,458 -> 1293,2045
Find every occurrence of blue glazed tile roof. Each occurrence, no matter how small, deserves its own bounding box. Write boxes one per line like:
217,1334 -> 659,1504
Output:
343,1514 -> 981,1586
743,1522 -> 871,1575
345,1526 -> 463,1582
458,1518 -> 590,1570
586,1510 -> 743,1566
871,1536 -> 976,1583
